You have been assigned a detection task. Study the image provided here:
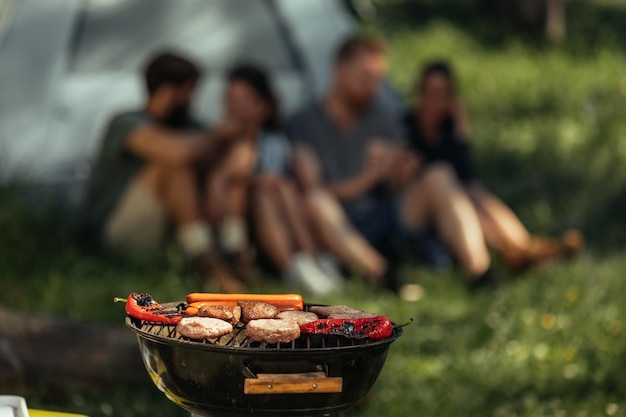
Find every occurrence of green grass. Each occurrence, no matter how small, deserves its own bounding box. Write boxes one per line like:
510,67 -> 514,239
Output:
3,4 -> 626,417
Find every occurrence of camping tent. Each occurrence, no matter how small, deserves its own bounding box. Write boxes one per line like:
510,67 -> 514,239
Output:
0,0 -> 400,206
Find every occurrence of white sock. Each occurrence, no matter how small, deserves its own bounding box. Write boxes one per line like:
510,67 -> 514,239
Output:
177,221 -> 213,259
220,217 -> 247,254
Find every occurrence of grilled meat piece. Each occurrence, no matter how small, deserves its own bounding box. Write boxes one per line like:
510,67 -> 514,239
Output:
176,317 -> 233,340
275,310 -> 319,326
246,319 -> 301,344
197,305 -> 242,324
327,312 -> 379,319
308,305 -> 366,318
238,301 -> 279,322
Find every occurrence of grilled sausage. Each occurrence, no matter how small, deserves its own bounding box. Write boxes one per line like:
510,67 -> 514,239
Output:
197,305 -> 241,324
176,317 -> 233,340
186,293 -> 304,311
238,301 -> 279,322
246,319 -> 301,344
275,310 -> 319,326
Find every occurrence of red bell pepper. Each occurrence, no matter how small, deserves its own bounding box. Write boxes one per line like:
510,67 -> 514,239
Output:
123,293 -> 185,325
299,316 -> 393,340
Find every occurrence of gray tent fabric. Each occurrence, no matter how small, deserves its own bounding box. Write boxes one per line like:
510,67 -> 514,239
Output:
0,0 -> 82,181
0,0 -> 355,186
0,0 -> 402,214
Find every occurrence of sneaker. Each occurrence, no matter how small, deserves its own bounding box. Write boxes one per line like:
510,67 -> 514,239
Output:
316,253 -> 346,289
284,253 -> 342,296
177,221 -> 214,259
219,217 -> 248,255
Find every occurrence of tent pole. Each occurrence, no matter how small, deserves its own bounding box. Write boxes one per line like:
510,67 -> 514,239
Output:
265,0 -> 316,102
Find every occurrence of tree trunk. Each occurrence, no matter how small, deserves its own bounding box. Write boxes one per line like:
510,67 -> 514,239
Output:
482,0 -> 566,41
0,308 -> 146,386
546,0 -> 566,42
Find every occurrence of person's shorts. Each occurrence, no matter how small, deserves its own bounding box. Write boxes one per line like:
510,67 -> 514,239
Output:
103,180 -> 167,256
343,197 -> 401,247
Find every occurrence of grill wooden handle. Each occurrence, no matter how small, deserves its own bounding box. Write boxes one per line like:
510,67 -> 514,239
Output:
244,372 -> 343,394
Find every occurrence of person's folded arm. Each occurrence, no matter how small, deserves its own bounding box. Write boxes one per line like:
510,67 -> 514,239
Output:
328,169 -> 379,202
127,125 -> 206,166
127,120 -> 250,166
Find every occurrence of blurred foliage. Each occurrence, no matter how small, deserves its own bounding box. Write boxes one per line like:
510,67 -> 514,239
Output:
3,1 -> 626,416
368,0 -> 626,51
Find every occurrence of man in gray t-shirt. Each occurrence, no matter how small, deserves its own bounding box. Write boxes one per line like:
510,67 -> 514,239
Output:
287,36 -> 496,288
286,100 -> 402,206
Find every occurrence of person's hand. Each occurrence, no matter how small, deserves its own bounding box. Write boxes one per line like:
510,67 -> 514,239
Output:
212,117 -> 255,143
389,150 -> 421,189
195,118 -> 254,162
364,139 -> 394,182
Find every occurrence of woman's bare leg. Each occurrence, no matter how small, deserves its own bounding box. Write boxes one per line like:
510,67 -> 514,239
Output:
466,182 -> 582,269
204,167 -> 226,226
224,141 -> 256,219
204,141 -> 255,223
271,176 -> 317,255
251,178 -> 294,271
402,163 -> 490,279
466,183 -> 531,252
204,140 -> 256,260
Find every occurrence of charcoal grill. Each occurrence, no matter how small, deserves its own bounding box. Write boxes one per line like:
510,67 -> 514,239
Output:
125,303 -> 403,417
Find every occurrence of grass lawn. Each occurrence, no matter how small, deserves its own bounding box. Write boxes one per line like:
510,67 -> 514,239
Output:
2,3 -> 626,417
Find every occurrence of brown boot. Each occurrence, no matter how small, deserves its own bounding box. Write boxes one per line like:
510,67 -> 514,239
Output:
561,228 -> 584,258
502,230 -> 584,273
528,229 -> 584,261
501,245 -> 536,272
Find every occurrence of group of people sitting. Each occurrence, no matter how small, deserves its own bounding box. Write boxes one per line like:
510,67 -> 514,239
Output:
81,35 -> 583,295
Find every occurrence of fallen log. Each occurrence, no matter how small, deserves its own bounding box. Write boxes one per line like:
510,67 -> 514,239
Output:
0,307 -> 146,385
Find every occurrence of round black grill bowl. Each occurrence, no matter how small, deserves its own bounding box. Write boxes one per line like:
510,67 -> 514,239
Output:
126,318 -> 403,417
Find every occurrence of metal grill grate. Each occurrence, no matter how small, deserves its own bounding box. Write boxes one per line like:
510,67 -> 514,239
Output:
128,317 -> 382,350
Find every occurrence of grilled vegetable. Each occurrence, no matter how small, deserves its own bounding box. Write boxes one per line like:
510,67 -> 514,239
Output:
299,316 -> 393,340
119,293 -> 185,325
185,293 -> 303,311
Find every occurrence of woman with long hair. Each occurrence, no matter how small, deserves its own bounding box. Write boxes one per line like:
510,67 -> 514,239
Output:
221,63 -> 386,294
405,61 -> 583,270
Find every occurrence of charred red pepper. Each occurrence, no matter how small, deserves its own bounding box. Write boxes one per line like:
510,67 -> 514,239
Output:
299,316 -> 393,340
123,293 -> 185,324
